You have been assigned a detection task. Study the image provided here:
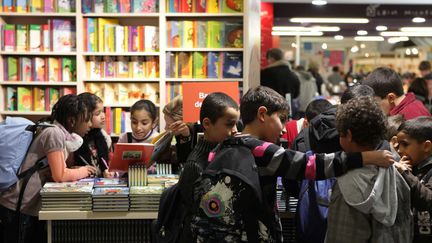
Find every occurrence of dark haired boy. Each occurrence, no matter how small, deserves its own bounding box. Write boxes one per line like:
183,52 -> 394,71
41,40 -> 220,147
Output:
395,116 -> 432,243
362,67 -> 430,119
326,97 -> 412,243
191,86 -> 395,242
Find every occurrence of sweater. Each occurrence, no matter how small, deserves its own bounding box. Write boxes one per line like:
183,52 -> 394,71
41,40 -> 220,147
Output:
261,60 -> 300,98
390,92 -> 430,119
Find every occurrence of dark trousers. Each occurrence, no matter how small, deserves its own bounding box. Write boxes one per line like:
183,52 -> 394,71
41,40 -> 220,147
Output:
0,205 -> 46,243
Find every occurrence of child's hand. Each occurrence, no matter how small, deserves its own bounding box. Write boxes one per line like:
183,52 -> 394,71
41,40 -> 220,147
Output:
84,165 -> 97,177
169,121 -> 190,137
362,150 -> 395,168
103,169 -> 116,178
394,156 -> 412,173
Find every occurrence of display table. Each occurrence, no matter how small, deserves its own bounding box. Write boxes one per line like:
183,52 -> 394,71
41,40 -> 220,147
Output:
39,211 -> 158,243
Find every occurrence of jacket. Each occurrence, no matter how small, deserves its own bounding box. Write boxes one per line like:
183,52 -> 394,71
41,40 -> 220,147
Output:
390,92 -> 430,119
295,70 -> 318,112
261,60 -> 300,99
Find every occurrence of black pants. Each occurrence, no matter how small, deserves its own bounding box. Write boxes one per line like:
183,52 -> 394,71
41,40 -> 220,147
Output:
0,205 -> 46,243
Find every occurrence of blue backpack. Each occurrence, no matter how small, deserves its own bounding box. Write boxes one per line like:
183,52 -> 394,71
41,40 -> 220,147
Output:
0,117 -> 51,193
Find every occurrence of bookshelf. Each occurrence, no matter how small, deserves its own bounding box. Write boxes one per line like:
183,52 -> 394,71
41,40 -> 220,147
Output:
0,0 -> 261,131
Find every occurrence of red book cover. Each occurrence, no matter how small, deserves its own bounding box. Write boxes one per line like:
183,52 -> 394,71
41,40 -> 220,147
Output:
105,107 -> 112,135
179,0 -> 192,12
110,143 -> 155,172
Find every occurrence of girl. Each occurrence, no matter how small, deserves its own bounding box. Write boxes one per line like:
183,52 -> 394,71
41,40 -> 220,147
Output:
118,99 -> 159,144
0,94 -> 97,243
75,93 -> 114,178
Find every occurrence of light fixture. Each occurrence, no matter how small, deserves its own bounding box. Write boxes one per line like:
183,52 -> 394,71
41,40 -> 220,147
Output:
365,53 -> 370,57
354,36 -> 384,41
376,25 -> 388,31
381,31 -> 432,37
272,26 -> 340,32
387,37 -> 410,44
334,35 -> 344,40
412,17 -> 426,23
400,27 -> 432,32
357,30 -> 368,36
290,18 -> 369,24
271,31 -> 323,36
351,45 -> 359,53
360,44 -> 366,49
322,43 -> 328,49
312,0 -> 327,5
291,43 -> 297,48
412,48 -> 419,55
406,48 -> 411,55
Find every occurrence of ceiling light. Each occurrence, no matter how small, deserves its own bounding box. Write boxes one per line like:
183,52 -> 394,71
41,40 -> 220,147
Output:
312,0 -> 327,5
412,48 -> 419,55
400,27 -> 432,32
365,53 -> 370,57
412,17 -> 426,23
334,35 -> 344,40
360,44 -> 366,48
271,31 -> 323,36
381,31 -> 432,37
272,26 -> 340,32
388,37 -> 410,44
291,43 -> 297,48
357,30 -> 368,35
351,46 -> 359,53
322,43 -> 328,49
354,36 -> 384,41
376,25 -> 388,31
406,48 -> 411,55
290,18 -> 369,24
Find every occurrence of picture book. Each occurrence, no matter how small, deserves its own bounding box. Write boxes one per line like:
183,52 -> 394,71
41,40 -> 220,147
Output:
223,22 -> 243,48
48,57 -> 60,82
193,51 -> 207,78
166,52 -> 176,78
104,56 -> 116,77
3,0 -> 14,12
92,187 -> 129,197
182,21 -> 194,48
117,56 -> 129,78
82,0 -> 92,13
86,18 -> 97,52
144,26 -> 159,51
166,0 -> 179,13
17,87 -> 32,111
206,0 -> 219,13
7,57 -> 18,81
51,19 -> 75,52
222,52 -> 242,78
17,0 -> 29,12
110,143 -> 155,172
94,178 -> 128,187
30,0 -> 43,12
3,24 -> 16,51
94,0 -> 104,13
34,57 -> 46,81
41,181 -> 94,195
62,57 -> 75,81
207,52 -> 220,78
145,56 -> 158,78
195,21 -> 207,48
43,0 -> 54,12
58,0 -> 76,12
179,0 -> 192,12
29,25 -> 42,52
88,56 -> 102,79
33,87 -> 46,112
16,25 -> 28,52
114,108 -> 122,134
21,57 -> 33,82
115,25 -> 125,52
105,0 -> 118,13
61,87 -> 76,95
103,83 -> 116,105
129,26 -> 139,52
221,0 -> 243,13
6,87 -> 17,111
133,0 -> 157,13
207,21 -> 221,48
118,83 -> 129,105
98,18 -> 119,52
131,56 -> 145,78
194,0 -> 206,12
168,21 -> 180,48
42,24 -> 50,51
178,52 -> 192,78
119,0 -> 131,13
48,88 -> 60,110
130,185 -> 164,195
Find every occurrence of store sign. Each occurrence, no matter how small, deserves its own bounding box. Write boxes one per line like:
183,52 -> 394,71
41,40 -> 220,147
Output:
182,82 -> 239,122
366,4 -> 432,18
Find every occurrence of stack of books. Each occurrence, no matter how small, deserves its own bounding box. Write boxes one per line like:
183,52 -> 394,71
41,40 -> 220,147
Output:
147,174 -> 179,187
94,178 -> 128,188
40,180 -> 94,211
92,187 -> 130,212
129,185 -> 164,211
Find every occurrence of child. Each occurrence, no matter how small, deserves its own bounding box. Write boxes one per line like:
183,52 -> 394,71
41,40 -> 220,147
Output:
0,94 -> 97,243
118,99 -> 159,143
191,86 -> 396,242
394,116 -> 432,243
326,97 -> 411,243
386,114 -> 405,152
75,92 -> 114,178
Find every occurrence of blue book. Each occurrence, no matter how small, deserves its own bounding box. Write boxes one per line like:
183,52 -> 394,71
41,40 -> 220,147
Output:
207,52 -> 220,78
222,52 -> 242,78
82,0 -> 92,13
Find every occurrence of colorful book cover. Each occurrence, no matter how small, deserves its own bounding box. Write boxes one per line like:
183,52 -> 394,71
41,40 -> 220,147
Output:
207,52 -> 220,78
62,57 -> 75,81
207,21 -> 221,48
17,0 -> 29,12
33,87 -> 46,111
129,26 -> 139,52
94,178 -> 128,187
115,25 -> 125,52
182,21 -> 194,48
166,52 -> 176,78
105,0 -> 118,13
29,25 -> 42,52
195,21 -> 207,48
98,18 -> 119,52
178,52 -> 192,78
48,88 -> 60,110
61,87 -> 75,95
131,56 -> 145,78
105,107 -> 112,135
104,56 -> 116,78
111,143 -> 155,171
94,0 -> 104,13
3,0 -> 14,12
48,57 -> 60,82
82,0 -> 92,13
3,24 -> 16,51
166,0 -> 178,13
88,56 -> 102,79
206,0 -> 219,13
30,0 -> 43,12
223,22 -> 243,48
121,110 -> 126,133
222,52 -> 242,78
51,19 -> 75,52
42,24 -> 50,51
17,87 -> 32,111
179,0 -> 192,12
168,21 -> 180,48
221,0 -> 243,13
117,56 -> 129,78
117,83 -> 128,105
114,107 -> 122,134
103,83 -> 116,105
119,0 -> 131,13
7,57 -> 18,81
194,0 -> 206,12
6,87 -> 17,111
93,187 -> 129,196
43,0 -> 54,12
145,56 -> 158,78
86,18 -> 96,52
34,57 -> 46,81
21,57 -> 33,81
16,25 -> 28,52
133,0 -> 157,13
57,0 -> 75,13
104,24 -> 116,52
193,51 -> 207,78
144,26 -> 158,51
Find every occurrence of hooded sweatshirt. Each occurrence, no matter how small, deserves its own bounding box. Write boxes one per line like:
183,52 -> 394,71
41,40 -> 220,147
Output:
390,92 -> 430,119
261,60 -> 300,98
326,141 -> 413,243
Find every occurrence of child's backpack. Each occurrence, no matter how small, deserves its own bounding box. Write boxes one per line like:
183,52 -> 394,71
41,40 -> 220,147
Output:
0,117 -> 52,195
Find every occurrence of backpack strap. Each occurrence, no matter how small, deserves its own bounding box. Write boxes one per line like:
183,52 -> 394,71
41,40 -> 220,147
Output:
420,168 -> 432,184
303,126 -> 312,152
127,132 -> 133,143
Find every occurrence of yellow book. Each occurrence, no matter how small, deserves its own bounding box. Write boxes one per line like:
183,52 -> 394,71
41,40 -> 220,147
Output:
206,0 -> 219,13
33,87 -> 45,111
182,21 -> 194,48
98,18 -> 119,53
114,108 -> 122,135
124,26 -> 129,52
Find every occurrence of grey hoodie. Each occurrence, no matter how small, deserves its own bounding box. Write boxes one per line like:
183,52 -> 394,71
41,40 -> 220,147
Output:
295,70 -> 317,112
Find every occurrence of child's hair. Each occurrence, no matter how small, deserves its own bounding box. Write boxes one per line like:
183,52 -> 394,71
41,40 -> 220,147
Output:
200,92 -> 238,125
419,60 -> 431,72
336,96 -> 387,147
131,99 -> 158,121
398,116 -> 432,142
305,99 -> 332,121
78,92 -> 103,113
408,77 -> 428,98
386,114 -> 405,140
240,86 -> 289,126
340,84 -> 375,104
361,67 -> 404,99
51,94 -> 90,132
163,95 -> 183,121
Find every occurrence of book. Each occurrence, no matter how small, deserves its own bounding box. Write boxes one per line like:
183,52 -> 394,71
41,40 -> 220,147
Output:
207,21 -> 221,48
7,57 -> 18,81
29,25 -> 42,52
3,0 -> 14,12
144,26 -> 158,51
43,0 -> 55,12
48,57 -> 60,82
42,24 -> 50,51
34,57 -> 46,81
82,0 -> 92,13
193,51 -> 207,78
166,0 -> 179,13
182,21 -> 194,48
94,178 -> 128,187
133,0 -> 157,13
178,52 -> 192,78
92,187 -> 129,197
62,57 -> 75,81
98,18 -> 119,52
110,143 -> 155,172
222,52 -> 242,78
206,0 -> 219,13
194,0 -> 206,12
94,0 -> 104,13
3,24 -> 16,51
195,21 -> 207,48
223,22 -> 243,48
17,87 -> 32,111
207,52 -> 220,78
30,0 -> 43,12
221,0 -> 243,13
51,19 -> 75,52
179,0 -> 192,12
168,21 -> 180,48
33,87 -> 46,111
117,83 -> 129,105
16,25 -> 28,52
17,0 -> 29,12
21,57 -> 32,82
117,56 -> 129,78
6,87 -> 17,111
48,88 -> 60,110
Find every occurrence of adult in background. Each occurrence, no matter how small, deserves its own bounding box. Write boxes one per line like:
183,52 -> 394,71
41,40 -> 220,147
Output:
327,66 -> 343,86
419,60 -> 431,78
308,62 -> 324,95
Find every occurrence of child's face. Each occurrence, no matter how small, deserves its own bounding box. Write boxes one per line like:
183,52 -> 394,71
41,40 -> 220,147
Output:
396,131 -> 430,166
204,107 -> 239,143
261,110 -> 287,144
131,109 -> 155,140
91,102 -> 105,129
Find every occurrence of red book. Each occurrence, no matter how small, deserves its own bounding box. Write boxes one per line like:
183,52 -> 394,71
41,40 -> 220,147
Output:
179,0 -> 192,12
110,143 -> 155,172
105,107 -> 112,135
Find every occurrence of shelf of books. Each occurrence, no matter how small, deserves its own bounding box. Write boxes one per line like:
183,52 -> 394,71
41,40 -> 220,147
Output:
0,0 -> 260,129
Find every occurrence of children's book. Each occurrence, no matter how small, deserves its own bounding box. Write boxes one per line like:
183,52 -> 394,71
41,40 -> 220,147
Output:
48,88 -> 60,110
6,87 -> 17,111
7,57 -> 18,81
16,25 -> 28,52
17,0 -> 29,12
182,21 -> 194,48
110,143 -> 155,172
34,57 -> 46,81
221,0 -> 243,13
29,25 -> 42,52
117,83 -> 129,105
48,57 -> 60,82
207,52 -> 220,78
223,22 -> 243,48
195,21 -> 207,48
178,52 -> 192,78
194,0 -> 206,12
33,87 -> 46,111
193,51 -> 207,78
168,21 -> 180,48
206,0 -> 219,13
17,87 -> 32,111
3,24 -> 16,51
21,57 -> 32,81
207,21 -> 221,48
133,0 -> 157,13
51,19 -> 75,52
62,57 -> 75,81
43,0 -> 54,12
30,0 -> 43,12
179,0 -> 192,12
144,26 -> 159,51
222,52 -> 242,78
94,0 -> 104,13
94,178 -> 128,187
82,0 -> 92,13
92,187 -> 130,197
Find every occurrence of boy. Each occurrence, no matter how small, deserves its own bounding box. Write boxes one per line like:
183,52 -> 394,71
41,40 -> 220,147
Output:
326,97 -> 412,243
395,116 -> 432,243
191,86 -> 395,242
362,67 -> 430,119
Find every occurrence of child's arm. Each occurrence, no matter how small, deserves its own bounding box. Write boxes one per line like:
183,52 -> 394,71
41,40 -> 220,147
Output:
47,151 -> 96,182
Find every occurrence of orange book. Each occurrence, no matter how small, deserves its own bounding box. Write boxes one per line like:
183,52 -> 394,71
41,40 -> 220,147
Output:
110,143 -> 155,172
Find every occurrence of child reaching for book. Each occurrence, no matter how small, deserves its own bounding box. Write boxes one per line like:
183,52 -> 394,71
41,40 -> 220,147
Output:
74,93 -> 115,178
0,94 -> 97,243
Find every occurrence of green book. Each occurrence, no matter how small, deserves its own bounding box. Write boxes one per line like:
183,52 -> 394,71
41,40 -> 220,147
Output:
221,0 -> 243,13
16,24 -> 28,51
207,21 -> 221,48
7,57 -> 18,81
6,87 -> 17,111
62,57 -> 76,82
193,52 -> 206,78
17,87 -> 32,111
